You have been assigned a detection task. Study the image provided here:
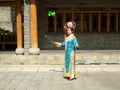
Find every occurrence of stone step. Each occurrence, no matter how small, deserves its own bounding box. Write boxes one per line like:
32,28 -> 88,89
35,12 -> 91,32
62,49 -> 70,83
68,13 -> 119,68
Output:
0,50 -> 120,65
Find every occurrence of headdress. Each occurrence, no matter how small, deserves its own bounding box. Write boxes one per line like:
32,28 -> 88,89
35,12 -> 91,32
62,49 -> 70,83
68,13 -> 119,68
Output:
63,21 -> 76,31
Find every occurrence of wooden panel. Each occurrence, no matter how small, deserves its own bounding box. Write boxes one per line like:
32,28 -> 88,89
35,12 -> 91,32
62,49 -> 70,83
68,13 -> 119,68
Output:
0,1 -> 16,7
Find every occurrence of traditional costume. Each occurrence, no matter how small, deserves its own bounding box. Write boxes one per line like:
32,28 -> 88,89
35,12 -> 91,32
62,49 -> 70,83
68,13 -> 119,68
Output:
54,21 -> 79,80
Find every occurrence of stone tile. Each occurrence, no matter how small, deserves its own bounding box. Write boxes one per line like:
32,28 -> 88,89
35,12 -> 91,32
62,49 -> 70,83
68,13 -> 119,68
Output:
0,65 -> 120,90
86,67 -> 102,72
22,66 -> 39,72
102,68 -> 120,72
76,67 -> 87,72
0,67 -> 7,72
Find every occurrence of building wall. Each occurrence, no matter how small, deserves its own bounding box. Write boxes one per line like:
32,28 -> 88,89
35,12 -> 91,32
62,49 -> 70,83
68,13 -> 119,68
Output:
37,0 -> 120,50
0,7 -> 16,32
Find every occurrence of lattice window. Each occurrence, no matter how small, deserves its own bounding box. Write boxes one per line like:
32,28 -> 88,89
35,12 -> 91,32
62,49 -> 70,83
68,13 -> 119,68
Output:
47,7 -> 120,33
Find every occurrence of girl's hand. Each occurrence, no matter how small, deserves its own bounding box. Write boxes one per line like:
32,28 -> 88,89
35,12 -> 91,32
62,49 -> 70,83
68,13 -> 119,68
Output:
76,45 -> 79,49
54,42 -> 61,47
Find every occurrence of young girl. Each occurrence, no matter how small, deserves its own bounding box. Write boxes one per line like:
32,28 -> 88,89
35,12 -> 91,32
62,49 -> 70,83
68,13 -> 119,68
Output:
54,27 -> 79,81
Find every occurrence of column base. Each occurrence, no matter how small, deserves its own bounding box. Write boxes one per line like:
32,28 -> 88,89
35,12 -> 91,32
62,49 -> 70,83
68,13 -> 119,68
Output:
29,48 -> 40,55
15,48 -> 24,55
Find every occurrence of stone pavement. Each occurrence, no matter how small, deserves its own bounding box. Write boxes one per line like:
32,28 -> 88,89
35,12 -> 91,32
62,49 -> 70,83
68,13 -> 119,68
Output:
0,65 -> 120,90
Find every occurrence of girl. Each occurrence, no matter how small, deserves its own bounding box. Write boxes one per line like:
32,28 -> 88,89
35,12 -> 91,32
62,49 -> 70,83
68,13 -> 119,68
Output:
54,27 -> 79,81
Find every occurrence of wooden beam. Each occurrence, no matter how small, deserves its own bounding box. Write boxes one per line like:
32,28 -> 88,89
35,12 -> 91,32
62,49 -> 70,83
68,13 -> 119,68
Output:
0,1 -> 16,7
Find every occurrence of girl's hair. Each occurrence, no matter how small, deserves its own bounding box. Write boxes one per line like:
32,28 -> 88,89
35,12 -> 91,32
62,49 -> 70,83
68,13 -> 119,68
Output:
67,27 -> 74,33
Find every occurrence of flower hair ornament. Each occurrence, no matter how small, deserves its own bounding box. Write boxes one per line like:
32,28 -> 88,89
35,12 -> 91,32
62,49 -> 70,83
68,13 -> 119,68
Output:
64,21 -> 76,31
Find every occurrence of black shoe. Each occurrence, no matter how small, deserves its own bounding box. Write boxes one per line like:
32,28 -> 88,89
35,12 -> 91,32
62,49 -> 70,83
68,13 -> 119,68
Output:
63,76 -> 69,79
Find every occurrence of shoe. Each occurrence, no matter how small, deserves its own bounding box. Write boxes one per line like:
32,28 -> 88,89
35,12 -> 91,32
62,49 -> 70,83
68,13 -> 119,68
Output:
74,77 -> 77,80
68,78 -> 74,81
63,76 -> 70,79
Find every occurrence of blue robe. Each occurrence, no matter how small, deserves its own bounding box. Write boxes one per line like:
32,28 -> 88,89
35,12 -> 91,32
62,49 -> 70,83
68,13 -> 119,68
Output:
61,34 -> 79,78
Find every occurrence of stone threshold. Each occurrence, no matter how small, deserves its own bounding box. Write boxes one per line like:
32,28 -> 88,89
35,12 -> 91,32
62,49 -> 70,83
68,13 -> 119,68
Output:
0,50 -> 120,54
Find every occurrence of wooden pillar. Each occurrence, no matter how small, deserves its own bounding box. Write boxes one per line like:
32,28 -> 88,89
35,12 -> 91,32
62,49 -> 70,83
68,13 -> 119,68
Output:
30,0 -> 38,48
16,1 -> 22,48
29,0 -> 40,54
15,0 -> 24,55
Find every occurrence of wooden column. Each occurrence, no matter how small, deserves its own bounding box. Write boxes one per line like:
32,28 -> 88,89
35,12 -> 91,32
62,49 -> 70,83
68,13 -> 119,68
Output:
30,0 -> 38,48
16,1 -> 22,48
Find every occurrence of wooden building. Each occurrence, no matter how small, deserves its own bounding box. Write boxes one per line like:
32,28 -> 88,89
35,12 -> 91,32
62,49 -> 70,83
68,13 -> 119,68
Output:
0,0 -> 120,64
0,0 -> 40,55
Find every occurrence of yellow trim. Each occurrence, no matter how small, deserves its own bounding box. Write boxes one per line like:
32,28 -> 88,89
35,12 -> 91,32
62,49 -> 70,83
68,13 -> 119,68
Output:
69,34 -> 75,40
63,51 -> 78,78
71,52 -> 75,61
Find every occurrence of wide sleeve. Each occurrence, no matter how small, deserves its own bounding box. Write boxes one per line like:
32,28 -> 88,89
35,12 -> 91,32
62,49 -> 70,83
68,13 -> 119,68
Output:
73,37 -> 79,47
61,42 -> 65,47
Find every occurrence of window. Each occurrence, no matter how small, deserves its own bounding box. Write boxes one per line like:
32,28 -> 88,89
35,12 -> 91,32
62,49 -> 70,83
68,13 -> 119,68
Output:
47,7 -> 120,33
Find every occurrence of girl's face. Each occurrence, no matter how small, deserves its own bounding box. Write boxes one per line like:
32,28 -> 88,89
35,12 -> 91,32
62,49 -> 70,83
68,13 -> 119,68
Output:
67,29 -> 72,35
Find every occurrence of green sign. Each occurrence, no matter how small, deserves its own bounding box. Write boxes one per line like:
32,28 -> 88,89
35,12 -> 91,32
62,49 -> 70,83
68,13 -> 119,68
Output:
48,11 -> 56,17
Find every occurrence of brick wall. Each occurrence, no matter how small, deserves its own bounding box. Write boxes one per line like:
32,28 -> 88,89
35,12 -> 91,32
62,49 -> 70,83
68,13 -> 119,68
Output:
0,7 -> 16,32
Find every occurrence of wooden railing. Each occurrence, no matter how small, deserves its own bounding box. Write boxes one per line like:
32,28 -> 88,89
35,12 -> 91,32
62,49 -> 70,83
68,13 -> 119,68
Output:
0,32 -> 17,50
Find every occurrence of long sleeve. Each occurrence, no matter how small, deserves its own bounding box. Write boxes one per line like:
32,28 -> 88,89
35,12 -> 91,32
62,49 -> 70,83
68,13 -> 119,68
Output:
73,37 -> 79,47
61,42 -> 65,47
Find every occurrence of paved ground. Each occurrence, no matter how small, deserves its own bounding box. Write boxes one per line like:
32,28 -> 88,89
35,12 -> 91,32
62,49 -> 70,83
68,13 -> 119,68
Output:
0,65 -> 120,90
